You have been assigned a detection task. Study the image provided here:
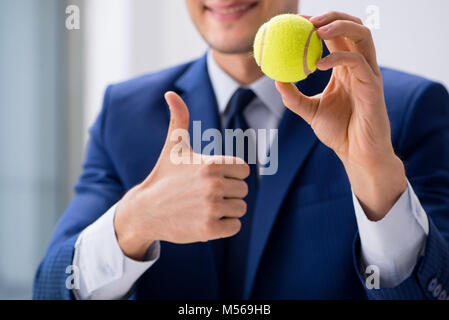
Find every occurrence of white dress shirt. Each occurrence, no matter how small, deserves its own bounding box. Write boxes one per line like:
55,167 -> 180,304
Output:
72,51 -> 429,299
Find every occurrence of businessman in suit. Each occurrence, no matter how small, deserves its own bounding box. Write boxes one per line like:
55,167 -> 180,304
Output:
34,0 -> 449,299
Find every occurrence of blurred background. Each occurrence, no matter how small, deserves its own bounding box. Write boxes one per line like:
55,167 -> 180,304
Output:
0,0 -> 448,299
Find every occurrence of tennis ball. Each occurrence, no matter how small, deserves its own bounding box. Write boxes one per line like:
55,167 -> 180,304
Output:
253,14 -> 323,83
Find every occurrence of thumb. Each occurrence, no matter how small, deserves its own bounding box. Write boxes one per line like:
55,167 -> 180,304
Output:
142,92 -> 191,185
164,91 -> 190,135
275,81 -> 319,125
142,91 -> 191,186
160,91 -> 193,163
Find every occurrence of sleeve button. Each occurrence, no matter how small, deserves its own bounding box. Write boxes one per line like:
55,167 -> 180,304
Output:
428,278 -> 439,292
433,284 -> 443,298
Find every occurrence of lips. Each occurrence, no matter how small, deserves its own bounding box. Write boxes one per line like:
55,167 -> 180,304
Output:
204,1 -> 258,21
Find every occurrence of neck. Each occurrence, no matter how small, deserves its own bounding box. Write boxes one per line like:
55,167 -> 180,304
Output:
211,49 -> 264,86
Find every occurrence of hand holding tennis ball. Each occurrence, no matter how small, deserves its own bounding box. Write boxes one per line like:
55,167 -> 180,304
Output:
265,11 -> 407,222
253,14 -> 323,83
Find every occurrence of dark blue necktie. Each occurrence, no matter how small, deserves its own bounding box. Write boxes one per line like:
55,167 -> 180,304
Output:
222,88 -> 258,299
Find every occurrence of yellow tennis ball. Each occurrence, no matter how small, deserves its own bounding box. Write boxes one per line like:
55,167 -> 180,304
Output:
254,14 -> 323,83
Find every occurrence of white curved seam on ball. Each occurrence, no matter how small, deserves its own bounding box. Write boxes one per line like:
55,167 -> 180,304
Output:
303,28 -> 316,77
259,23 -> 269,67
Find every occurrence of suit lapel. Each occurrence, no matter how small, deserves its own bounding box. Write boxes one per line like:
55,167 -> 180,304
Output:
244,66 -> 332,299
174,54 -> 225,296
174,54 -> 222,151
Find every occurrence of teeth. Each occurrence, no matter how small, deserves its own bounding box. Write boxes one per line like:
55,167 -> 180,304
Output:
211,4 -> 251,14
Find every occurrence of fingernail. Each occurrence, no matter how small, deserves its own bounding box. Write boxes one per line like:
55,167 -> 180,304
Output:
316,57 -> 327,66
311,14 -> 325,22
318,25 -> 330,33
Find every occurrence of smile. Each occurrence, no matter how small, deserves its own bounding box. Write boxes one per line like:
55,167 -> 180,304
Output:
204,1 -> 258,21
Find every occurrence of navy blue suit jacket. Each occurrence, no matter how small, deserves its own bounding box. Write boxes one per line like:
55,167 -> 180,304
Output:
34,54 -> 449,299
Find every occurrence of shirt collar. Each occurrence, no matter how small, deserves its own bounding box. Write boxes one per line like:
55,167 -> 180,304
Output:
206,50 -> 284,119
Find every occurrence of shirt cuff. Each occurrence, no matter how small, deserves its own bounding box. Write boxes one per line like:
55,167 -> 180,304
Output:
72,203 -> 160,299
352,180 -> 429,288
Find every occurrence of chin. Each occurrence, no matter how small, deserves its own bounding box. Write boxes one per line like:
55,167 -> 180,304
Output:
206,26 -> 257,53
209,36 -> 254,54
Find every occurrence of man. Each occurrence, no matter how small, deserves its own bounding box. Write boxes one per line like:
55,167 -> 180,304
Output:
34,0 -> 449,300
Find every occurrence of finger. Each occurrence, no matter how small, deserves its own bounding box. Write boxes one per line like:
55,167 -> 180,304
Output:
219,199 -> 247,218
310,11 -> 362,53
310,11 -> 363,28
216,218 -> 242,238
164,91 -> 190,140
223,161 -> 250,180
203,154 -> 245,166
210,157 -> 250,180
275,82 -> 319,125
200,157 -> 250,180
321,36 -> 351,54
161,91 -> 193,163
222,179 -> 248,199
316,51 -> 375,83
299,14 -> 312,20
317,20 -> 379,74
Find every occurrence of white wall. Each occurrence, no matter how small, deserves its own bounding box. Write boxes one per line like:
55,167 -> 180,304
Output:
129,0 -> 207,77
83,0 -> 133,137
83,0 -> 449,131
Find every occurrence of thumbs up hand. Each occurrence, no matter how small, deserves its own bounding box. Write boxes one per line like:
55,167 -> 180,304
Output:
114,92 -> 250,261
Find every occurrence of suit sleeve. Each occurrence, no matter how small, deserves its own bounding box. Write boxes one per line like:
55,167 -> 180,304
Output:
33,85 -> 126,300
353,81 -> 449,300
